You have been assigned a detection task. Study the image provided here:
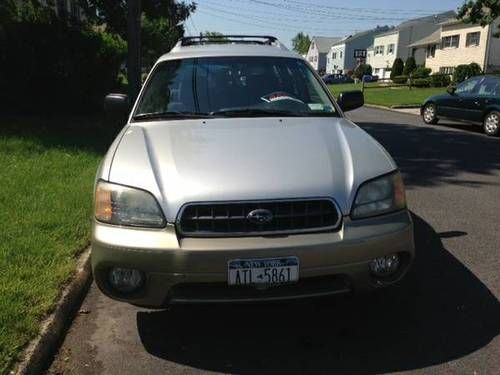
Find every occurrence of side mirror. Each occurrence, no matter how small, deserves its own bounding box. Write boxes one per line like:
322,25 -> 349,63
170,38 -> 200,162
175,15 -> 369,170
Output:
104,93 -> 130,119
447,85 -> 457,95
337,90 -> 364,112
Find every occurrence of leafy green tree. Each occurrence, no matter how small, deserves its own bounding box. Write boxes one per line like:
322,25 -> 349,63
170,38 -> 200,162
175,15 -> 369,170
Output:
200,31 -> 227,42
353,64 -> 373,79
78,0 -> 197,67
292,32 -> 311,55
458,0 -> 500,37
390,58 -> 404,79
403,56 -> 417,75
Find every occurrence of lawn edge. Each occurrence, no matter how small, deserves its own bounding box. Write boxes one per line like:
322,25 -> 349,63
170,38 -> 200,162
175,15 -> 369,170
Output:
364,104 -> 420,115
14,247 -> 92,375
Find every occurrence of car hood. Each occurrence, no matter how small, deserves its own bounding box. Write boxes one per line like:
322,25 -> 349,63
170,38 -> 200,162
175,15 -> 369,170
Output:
107,117 -> 396,222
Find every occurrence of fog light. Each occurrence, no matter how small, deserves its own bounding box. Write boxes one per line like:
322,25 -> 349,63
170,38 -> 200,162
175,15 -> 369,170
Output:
108,267 -> 144,293
369,254 -> 400,278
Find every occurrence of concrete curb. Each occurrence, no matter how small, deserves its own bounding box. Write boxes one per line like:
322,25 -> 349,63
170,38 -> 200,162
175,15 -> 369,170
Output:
14,247 -> 92,375
364,104 -> 420,116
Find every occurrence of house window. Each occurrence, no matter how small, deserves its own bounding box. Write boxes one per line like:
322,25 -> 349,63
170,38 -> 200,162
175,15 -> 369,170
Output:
387,44 -> 395,54
439,66 -> 455,75
374,46 -> 384,55
340,51 -> 343,58
333,52 -> 337,59
466,32 -> 480,47
442,35 -> 460,48
426,44 -> 436,58
314,56 -> 318,62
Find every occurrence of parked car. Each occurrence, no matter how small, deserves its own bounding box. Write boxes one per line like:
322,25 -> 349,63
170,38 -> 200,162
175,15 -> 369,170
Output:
94,35 -> 414,307
362,75 -> 379,83
422,75 -> 500,136
322,73 -> 354,84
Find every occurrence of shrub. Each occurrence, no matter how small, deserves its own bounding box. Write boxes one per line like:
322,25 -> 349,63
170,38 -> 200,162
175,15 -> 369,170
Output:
468,62 -> 483,77
392,75 -> 409,84
412,78 -> 431,87
403,56 -> 417,75
0,20 -> 126,114
353,64 -> 373,79
430,73 -> 451,87
412,66 -> 432,79
453,65 -> 470,83
453,62 -> 483,83
390,58 -> 404,79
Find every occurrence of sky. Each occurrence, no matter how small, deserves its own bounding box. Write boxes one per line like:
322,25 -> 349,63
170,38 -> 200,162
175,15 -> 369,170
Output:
186,0 -> 465,48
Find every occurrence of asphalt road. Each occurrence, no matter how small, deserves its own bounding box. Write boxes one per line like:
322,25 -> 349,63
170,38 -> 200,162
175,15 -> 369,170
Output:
48,107 -> 500,375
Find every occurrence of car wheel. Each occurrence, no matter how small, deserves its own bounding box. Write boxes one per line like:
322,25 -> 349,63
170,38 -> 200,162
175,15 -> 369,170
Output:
483,111 -> 500,136
422,103 -> 438,124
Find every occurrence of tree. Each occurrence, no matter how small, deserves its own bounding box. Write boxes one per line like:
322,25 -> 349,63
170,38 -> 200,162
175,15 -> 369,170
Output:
292,32 -> 311,55
353,64 -> 373,79
458,0 -> 500,37
403,56 -> 417,75
390,58 -> 404,79
200,31 -> 227,42
78,0 -> 197,67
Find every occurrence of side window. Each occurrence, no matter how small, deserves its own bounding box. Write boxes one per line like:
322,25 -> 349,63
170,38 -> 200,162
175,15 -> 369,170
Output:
477,78 -> 500,96
455,77 -> 482,95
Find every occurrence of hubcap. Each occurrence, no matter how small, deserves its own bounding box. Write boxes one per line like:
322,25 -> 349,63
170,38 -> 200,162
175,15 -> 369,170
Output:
485,114 -> 499,133
424,105 -> 435,122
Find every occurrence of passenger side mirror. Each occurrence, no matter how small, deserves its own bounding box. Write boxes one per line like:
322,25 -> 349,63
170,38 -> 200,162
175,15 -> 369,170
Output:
447,85 -> 457,95
337,90 -> 364,112
104,93 -> 130,119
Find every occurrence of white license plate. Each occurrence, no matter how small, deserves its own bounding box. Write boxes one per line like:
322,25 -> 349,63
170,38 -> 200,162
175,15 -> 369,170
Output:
228,257 -> 299,286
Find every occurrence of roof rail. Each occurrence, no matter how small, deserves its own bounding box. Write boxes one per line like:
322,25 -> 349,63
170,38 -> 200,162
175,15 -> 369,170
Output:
178,35 -> 285,48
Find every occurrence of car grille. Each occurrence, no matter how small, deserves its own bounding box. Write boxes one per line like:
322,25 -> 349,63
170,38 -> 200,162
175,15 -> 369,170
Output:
177,199 -> 341,237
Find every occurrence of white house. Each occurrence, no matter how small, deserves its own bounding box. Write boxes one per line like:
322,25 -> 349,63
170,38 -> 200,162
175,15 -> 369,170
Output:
305,36 -> 342,74
326,26 -> 391,74
367,11 -> 456,79
408,17 -> 500,74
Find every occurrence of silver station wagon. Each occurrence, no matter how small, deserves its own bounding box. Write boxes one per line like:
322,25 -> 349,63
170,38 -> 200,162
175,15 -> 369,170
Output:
92,35 -> 414,307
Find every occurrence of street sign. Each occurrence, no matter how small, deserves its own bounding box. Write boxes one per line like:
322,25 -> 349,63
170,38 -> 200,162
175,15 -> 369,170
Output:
354,49 -> 367,58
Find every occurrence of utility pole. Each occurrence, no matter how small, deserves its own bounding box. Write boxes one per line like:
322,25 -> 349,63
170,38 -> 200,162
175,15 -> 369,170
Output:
127,0 -> 141,102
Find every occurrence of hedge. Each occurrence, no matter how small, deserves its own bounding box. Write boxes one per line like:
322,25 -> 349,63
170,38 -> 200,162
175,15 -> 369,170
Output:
412,78 -> 430,87
430,73 -> 451,87
412,67 -> 432,79
0,20 -> 126,114
392,75 -> 408,84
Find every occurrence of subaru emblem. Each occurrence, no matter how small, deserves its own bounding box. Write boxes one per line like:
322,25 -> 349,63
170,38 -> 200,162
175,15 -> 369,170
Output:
247,209 -> 273,224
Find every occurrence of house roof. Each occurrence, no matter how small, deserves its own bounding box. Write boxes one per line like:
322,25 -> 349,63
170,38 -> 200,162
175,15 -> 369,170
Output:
375,10 -> 457,38
330,26 -> 392,48
407,29 -> 441,47
311,36 -> 342,53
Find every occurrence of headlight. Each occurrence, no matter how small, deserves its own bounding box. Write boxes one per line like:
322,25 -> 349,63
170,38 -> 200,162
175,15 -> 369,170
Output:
351,171 -> 406,219
95,181 -> 166,228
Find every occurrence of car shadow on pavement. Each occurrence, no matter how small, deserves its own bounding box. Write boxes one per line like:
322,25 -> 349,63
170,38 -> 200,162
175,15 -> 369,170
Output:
136,213 -> 500,374
357,122 -> 500,189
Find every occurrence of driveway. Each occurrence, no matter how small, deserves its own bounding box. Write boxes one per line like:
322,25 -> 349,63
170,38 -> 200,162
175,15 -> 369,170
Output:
48,107 -> 500,374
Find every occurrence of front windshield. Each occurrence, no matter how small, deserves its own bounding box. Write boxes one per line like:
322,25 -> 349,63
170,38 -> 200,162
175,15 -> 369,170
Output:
134,56 -> 337,119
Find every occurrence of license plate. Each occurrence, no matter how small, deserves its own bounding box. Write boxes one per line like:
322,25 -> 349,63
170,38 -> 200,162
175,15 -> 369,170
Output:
228,257 -> 299,286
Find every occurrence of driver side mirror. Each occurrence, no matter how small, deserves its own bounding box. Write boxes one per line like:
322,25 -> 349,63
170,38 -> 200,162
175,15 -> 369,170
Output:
337,90 -> 364,112
447,85 -> 457,95
104,93 -> 130,119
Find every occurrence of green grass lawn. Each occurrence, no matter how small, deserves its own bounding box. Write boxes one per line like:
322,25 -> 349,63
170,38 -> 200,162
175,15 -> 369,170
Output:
0,116 -> 115,372
328,83 -> 445,107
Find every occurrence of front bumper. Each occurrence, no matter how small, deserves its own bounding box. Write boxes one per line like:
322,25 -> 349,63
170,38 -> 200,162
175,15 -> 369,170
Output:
91,210 -> 414,307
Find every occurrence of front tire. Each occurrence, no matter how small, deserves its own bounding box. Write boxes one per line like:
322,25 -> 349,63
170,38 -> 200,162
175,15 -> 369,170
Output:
422,103 -> 438,124
483,111 -> 500,136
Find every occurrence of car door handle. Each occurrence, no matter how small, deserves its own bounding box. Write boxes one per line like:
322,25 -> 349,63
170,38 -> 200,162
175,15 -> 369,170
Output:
474,101 -> 480,106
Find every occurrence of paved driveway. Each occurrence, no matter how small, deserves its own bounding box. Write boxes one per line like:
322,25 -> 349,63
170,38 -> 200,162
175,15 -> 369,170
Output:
49,107 -> 500,374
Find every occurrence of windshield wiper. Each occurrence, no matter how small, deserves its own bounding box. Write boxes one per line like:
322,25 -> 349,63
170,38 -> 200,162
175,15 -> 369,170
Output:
210,108 -> 304,117
133,111 -> 212,121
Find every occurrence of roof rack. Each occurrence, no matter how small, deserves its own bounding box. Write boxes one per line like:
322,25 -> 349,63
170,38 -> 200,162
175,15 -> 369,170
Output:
179,35 -> 280,47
